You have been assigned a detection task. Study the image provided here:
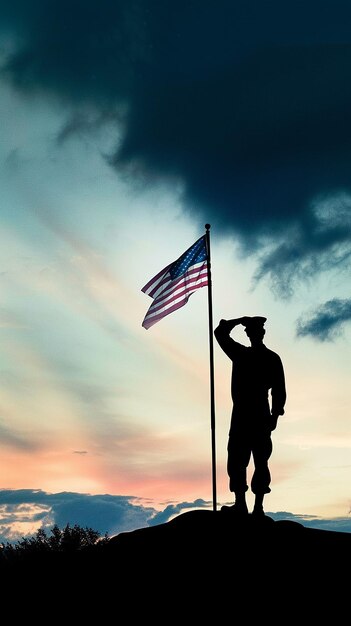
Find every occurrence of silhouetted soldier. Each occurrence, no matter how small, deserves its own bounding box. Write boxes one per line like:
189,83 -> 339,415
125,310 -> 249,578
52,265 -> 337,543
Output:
214,316 -> 286,516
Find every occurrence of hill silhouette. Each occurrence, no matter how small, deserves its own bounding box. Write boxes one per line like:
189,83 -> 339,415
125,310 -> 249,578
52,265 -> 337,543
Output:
2,510 -> 349,617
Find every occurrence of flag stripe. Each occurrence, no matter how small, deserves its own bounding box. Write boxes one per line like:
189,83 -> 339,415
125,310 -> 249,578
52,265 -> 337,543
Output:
142,300 -> 188,329
144,266 -> 207,302
148,271 -> 208,309
143,261 -> 206,302
148,262 -> 206,299
141,235 -> 208,329
145,274 -> 208,318
142,289 -> 207,329
141,263 -> 172,294
151,276 -> 208,311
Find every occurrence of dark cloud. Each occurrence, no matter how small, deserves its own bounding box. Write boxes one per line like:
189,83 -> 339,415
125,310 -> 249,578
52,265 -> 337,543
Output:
253,194 -> 351,296
0,0 -> 146,103
0,489 -> 209,543
0,489 -> 154,542
269,511 -> 351,533
296,298 -> 351,340
52,494 -> 154,535
0,491 -> 349,543
148,498 -> 210,526
1,1 -> 351,290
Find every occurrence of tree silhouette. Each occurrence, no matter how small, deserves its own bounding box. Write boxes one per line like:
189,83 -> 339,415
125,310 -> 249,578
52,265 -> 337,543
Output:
1,523 -> 109,561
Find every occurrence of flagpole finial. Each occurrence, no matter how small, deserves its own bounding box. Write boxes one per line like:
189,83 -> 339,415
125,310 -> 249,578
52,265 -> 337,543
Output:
205,223 -> 211,231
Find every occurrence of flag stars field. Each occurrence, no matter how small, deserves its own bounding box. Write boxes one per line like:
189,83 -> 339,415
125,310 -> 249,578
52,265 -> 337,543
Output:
141,235 -> 209,330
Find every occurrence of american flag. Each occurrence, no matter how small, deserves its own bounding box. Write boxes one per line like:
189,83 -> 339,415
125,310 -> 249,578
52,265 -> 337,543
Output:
141,235 -> 208,329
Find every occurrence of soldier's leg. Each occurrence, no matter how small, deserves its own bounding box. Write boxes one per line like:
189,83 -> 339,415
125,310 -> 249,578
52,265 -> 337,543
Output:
251,430 -> 273,513
227,430 -> 251,501
221,432 -> 251,514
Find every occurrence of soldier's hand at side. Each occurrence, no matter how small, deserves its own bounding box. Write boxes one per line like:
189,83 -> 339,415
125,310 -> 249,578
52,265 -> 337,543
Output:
270,413 -> 279,431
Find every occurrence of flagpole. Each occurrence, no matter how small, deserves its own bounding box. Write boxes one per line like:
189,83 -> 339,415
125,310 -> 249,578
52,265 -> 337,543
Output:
205,223 -> 217,512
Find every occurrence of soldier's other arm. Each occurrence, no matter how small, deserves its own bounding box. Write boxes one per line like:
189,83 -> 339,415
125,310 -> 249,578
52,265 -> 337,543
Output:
270,356 -> 287,430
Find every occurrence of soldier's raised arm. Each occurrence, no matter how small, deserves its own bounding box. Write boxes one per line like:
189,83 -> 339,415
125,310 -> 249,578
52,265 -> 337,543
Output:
214,317 -> 250,358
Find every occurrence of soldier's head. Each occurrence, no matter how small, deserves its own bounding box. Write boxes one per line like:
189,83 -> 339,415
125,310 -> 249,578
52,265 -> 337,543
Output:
244,317 -> 266,346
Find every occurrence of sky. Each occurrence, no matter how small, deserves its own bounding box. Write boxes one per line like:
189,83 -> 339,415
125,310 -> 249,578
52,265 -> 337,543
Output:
0,0 -> 350,541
